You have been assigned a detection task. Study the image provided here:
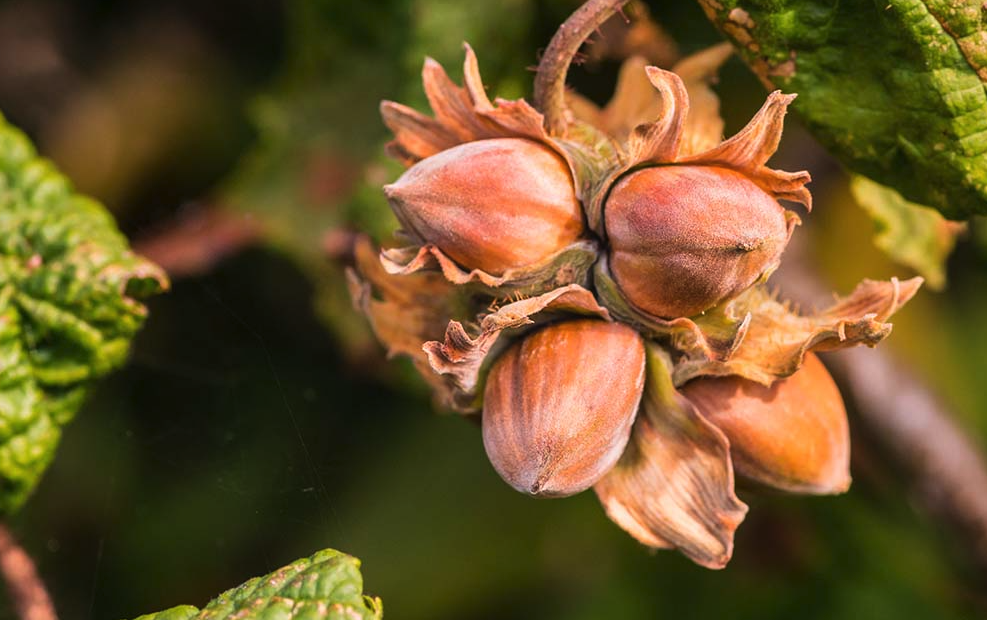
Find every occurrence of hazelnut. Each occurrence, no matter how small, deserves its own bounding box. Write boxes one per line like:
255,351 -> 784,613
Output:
604,165 -> 790,318
385,138 -> 584,275
681,353 -> 850,494
482,319 -> 646,497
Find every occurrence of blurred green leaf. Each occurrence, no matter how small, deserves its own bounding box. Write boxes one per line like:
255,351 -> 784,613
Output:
702,0 -> 987,218
0,112 -> 166,513
850,175 -> 963,290
131,549 -> 382,620
132,606 -> 199,620
221,0 -> 412,255
218,0 -> 413,358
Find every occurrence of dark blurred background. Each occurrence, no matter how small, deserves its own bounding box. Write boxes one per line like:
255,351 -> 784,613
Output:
2,0 -> 987,618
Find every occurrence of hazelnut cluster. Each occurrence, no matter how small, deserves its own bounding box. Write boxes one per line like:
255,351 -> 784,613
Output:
349,43 -> 920,568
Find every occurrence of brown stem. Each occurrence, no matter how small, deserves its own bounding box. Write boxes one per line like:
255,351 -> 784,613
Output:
827,347 -> 987,565
0,524 -> 57,620
533,0 -> 630,135
133,203 -> 264,279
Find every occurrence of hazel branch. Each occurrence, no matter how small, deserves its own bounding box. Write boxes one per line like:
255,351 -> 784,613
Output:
0,524 -> 57,620
132,203 -> 263,279
827,347 -> 987,566
533,0 -> 630,136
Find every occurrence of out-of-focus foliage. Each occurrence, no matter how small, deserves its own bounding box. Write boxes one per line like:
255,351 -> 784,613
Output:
701,0 -> 987,219
220,0 -> 537,357
0,112 -> 166,514
132,549 -> 381,620
850,175 -> 963,290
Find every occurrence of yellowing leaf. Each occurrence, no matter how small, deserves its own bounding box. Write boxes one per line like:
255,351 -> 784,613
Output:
851,175 -> 964,290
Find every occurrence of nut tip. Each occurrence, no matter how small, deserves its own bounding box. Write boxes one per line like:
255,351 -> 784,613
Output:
382,182 -> 401,199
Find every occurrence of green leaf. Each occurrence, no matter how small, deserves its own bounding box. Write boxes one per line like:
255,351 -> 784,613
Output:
0,111 -> 167,513
131,606 -> 199,620
130,549 -> 383,620
850,175 -> 963,290
700,0 -> 987,218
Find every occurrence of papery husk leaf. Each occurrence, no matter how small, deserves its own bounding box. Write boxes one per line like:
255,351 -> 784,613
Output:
380,239 -> 599,297
422,56 -> 500,142
578,56 -> 663,144
347,235 -> 471,402
680,91 -> 812,210
570,44 -> 733,155
673,277 -> 923,386
422,284 -> 610,412
565,90 -> 607,133
382,44 -> 554,168
585,57 -> 809,236
462,46 -> 495,111
683,91 -> 791,168
595,345 -> 748,569
379,101 -> 459,166
673,43 -> 733,157
626,67 -> 688,166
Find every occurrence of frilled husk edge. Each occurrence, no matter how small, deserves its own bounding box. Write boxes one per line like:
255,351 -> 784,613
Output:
380,239 -> 599,298
422,284 -> 611,412
595,344 -> 748,568
584,61 -> 811,239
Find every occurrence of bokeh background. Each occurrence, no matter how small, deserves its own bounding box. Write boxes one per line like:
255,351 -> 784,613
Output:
1,0 -> 986,618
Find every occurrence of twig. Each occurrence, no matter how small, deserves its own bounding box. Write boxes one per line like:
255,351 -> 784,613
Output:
533,0 -> 630,135
133,203 -> 263,279
828,347 -> 987,564
775,245 -> 987,569
0,524 -> 57,620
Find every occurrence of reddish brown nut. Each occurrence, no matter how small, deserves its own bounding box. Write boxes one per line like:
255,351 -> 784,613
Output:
482,319 -> 646,497
604,165 -> 791,318
681,353 -> 850,494
385,138 -> 583,274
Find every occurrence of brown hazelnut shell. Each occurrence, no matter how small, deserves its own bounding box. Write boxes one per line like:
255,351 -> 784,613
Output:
681,353 -> 850,494
604,165 -> 793,319
482,319 -> 646,497
385,137 -> 584,276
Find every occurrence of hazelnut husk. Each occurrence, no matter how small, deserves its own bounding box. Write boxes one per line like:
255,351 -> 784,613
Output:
357,38 -> 921,569
385,137 -> 584,275
482,319 -> 646,497
681,353 -> 850,494
604,165 -> 792,318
